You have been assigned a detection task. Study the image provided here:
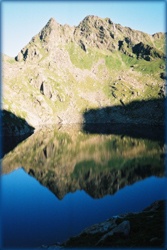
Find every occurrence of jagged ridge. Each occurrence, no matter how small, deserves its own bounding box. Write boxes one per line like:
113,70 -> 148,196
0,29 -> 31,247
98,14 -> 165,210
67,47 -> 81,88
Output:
2,15 -> 166,129
16,15 -> 165,62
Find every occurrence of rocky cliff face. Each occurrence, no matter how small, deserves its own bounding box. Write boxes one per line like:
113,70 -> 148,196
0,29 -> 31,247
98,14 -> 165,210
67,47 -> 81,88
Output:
2,16 -> 166,129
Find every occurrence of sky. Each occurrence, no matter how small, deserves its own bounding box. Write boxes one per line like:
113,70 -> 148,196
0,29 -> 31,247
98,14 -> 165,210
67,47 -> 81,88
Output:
1,0 -> 166,57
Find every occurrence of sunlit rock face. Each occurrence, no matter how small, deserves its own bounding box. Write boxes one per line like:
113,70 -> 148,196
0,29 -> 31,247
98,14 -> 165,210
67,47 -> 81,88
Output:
2,125 -> 165,200
2,15 -> 166,130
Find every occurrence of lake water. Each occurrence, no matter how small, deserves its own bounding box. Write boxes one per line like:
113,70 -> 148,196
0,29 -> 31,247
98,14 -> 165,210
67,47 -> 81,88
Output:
1,124 -> 166,248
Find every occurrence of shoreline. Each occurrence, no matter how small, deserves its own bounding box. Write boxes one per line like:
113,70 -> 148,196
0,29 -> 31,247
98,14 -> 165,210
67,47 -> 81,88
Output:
36,199 -> 166,249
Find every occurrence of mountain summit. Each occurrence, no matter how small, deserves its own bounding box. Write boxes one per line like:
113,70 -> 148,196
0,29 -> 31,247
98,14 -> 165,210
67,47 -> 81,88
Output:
2,16 -> 165,134
16,15 -> 165,62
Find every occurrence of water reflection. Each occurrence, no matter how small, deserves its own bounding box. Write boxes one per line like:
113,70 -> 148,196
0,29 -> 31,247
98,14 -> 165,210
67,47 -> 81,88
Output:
1,168 -> 166,248
2,124 -> 165,200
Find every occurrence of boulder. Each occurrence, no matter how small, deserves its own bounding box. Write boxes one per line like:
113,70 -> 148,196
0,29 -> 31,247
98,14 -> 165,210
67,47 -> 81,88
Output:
40,82 -> 52,98
96,220 -> 130,246
16,51 -> 23,62
23,47 -> 42,61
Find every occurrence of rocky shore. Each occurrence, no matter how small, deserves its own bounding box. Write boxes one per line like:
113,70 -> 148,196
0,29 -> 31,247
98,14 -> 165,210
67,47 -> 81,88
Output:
36,200 -> 166,249
1,109 -> 34,136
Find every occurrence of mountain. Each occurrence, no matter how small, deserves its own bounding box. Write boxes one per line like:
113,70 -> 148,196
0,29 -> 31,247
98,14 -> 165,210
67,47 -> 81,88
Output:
2,16 -> 166,133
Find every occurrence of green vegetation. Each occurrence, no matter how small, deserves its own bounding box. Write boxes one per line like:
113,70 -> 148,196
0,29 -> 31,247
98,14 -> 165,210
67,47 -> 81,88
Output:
153,34 -> 166,52
66,42 -> 107,70
120,53 -> 165,75
7,59 -> 16,64
135,58 -> 165,74
120,53 -> 138,67
38,46 -> 49,61
105,53 -> 122,70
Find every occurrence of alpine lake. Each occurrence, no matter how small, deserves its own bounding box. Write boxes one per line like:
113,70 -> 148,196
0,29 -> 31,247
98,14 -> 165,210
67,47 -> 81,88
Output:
1,124 -> 166,248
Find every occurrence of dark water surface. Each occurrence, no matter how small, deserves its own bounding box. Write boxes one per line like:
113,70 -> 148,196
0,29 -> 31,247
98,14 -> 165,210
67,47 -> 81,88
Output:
1,124 -> 166,248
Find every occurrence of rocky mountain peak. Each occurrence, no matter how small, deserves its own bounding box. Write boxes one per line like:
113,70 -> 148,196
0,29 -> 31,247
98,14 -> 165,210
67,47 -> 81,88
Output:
77,14 -> 115,32
42,16 -> 59,33
2,14 -> 166,130
15,16 -> 75,62
15,15 -> 165,63
73,15 -> 117,51
152,32 -> 165,40
48,17 -> 57,25
39,17 -> 59,42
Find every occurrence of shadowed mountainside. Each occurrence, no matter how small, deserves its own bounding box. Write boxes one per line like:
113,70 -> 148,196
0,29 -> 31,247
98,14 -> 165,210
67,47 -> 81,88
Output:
1,110 -> 34,157
1,110 -> 34,136
82,97 -> 165,126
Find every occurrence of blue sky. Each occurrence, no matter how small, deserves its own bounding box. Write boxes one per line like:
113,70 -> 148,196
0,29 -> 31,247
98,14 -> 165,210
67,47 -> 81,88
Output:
1,1 -> 166,57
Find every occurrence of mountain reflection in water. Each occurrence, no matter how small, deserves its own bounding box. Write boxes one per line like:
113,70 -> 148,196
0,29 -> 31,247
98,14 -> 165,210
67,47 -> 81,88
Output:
2,124 -> 165,200
1,124 -> 166,248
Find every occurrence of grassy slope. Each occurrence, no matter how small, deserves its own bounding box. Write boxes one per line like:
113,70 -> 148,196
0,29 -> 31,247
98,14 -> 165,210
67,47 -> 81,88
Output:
2,35 -> 165,125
